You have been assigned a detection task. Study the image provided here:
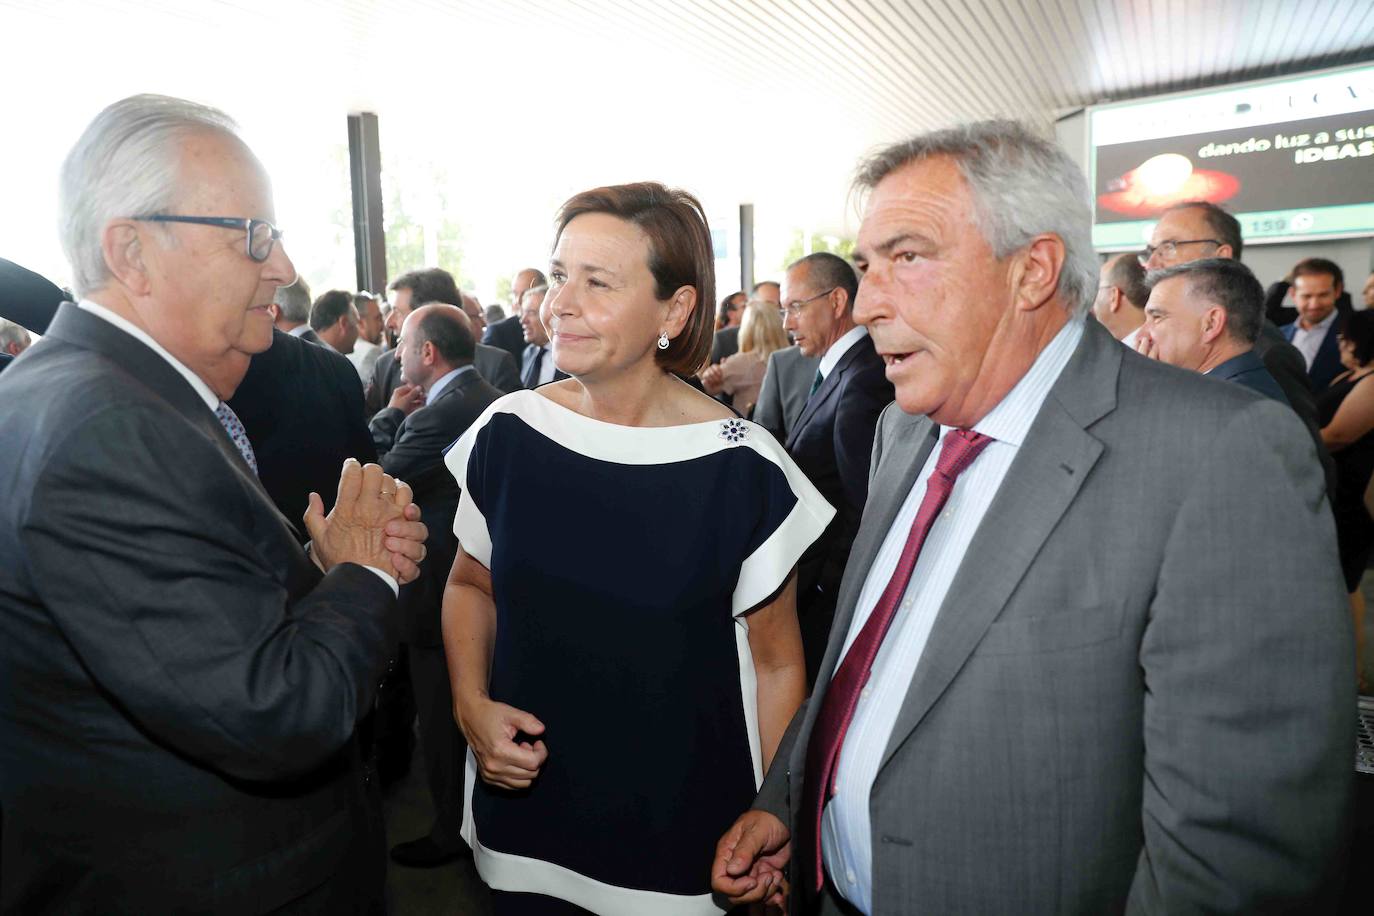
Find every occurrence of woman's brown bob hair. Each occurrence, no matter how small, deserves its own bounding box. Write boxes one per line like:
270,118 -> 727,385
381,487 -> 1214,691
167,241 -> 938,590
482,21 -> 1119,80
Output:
553,182 -> 715,376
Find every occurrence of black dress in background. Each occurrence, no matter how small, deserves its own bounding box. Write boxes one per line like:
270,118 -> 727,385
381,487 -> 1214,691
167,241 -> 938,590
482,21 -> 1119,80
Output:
1316,370 -> 1374,591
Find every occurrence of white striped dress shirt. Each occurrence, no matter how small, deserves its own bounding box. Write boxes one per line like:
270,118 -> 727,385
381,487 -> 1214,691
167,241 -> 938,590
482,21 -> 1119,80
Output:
821,318 -> 1084,914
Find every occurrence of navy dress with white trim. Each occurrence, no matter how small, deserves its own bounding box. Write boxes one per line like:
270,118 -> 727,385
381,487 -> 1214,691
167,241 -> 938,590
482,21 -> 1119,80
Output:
444,390 -> 834,916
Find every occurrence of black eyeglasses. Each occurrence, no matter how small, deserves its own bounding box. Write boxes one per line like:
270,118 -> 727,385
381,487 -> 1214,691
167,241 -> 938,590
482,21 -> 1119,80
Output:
779,287 -> 838,320
1138,238 -> 1220,266
132,215 -> 284,262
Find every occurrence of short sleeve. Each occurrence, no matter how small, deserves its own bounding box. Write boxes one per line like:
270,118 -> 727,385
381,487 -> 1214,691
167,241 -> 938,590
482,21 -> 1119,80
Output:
731,429 -> 836,614
444,411 -> 495,569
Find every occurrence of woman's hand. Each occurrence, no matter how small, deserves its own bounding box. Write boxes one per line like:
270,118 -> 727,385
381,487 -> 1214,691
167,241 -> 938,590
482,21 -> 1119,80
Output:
456,695 -> 548,789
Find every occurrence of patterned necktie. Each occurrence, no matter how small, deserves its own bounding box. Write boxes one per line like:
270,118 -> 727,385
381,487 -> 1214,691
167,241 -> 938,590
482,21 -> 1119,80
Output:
800,427 -> 993,891
523,346 -> 546,388
808,368 -> 824,398
214,402 -> 259,476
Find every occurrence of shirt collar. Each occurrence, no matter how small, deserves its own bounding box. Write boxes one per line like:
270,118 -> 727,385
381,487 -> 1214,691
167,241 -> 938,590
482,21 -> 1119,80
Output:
1298,310 -> 1337,334
77,299 -> 219,411
952,318 -> 1084,449
426,364 -> 473,405
819,325 -> 868,379
287,323 -> 313,338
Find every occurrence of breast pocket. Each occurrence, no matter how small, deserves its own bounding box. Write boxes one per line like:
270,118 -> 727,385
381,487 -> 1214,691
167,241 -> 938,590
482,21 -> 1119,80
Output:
976,602 -> 1126,656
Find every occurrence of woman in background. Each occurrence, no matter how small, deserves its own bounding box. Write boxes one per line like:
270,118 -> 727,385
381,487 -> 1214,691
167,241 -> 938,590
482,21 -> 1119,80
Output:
709,299 -> 790,419
1318,309 -> 1374,689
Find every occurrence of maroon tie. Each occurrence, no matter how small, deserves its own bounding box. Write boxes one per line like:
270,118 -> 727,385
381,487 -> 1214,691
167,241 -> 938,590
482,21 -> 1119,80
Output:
800,428 -> 993,891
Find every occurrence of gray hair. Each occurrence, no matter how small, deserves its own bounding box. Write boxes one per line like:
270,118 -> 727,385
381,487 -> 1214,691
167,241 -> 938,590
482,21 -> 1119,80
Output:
0,319 -> 32,352
1144,257 -> 1265,345
855,120 -> 1098,317
60,94 -> 242,297
273,276 -> 313,323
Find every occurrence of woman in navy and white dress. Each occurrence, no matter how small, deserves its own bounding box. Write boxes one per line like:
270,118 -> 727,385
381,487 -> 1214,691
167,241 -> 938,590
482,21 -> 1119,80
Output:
441,183 -> 833,916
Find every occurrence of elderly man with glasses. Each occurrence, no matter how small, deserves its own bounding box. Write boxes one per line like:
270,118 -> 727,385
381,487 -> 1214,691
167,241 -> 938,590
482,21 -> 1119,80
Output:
0,94 -> 430,913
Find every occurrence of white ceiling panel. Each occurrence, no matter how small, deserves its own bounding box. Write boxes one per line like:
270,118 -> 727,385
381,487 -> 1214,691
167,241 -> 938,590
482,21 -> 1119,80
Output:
1,0 -> 1370,288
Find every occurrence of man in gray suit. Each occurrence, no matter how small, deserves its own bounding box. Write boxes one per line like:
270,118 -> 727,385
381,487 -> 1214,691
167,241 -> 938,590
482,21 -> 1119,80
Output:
714,121 -> 1352,914
754,344 -> 820,443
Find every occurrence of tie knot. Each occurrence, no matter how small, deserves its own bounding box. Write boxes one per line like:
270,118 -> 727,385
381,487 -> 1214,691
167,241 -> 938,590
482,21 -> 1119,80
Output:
934,428 -> 993,480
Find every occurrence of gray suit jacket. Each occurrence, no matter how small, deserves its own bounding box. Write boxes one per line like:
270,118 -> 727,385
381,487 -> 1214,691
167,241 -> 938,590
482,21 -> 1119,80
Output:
754,345 -> 819,442
756,320 -> 1352,914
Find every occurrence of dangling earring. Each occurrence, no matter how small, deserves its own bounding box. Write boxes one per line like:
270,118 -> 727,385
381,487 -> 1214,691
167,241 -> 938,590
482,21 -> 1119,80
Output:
657,332 -> 670,350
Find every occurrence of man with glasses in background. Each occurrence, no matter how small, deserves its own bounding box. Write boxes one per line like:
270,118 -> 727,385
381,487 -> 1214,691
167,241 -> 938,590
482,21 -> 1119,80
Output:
780,252 -> 893,686
1140,201 -> 1323,470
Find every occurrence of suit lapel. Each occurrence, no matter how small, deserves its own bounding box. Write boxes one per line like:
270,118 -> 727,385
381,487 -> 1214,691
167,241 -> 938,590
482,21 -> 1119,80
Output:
787,410 -> 938,783
44,304 -> 259,482
876,321 -> 1118,772
786,336 -> 871,449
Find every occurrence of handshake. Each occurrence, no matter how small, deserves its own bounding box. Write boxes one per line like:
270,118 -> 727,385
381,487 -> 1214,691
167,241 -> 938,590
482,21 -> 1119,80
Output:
304,458 -> 429,583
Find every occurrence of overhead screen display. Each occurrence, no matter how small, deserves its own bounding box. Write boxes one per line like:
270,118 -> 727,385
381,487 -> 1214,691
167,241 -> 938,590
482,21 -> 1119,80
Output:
1089,64 -> 1374,250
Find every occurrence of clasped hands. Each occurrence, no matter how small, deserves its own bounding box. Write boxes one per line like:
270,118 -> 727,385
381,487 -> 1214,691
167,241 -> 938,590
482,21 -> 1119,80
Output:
303,458 -> 429,584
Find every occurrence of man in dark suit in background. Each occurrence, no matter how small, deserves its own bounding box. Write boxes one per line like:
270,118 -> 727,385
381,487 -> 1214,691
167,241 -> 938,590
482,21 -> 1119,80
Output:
518,285 -> 568,388
1144,201 -> 1318,409
366,268 -> 519,415
1141,200 -> 1335,495
483,266 -> 545,365
782,252 -> 894,684
0,93 -> 429,914
1281,257 -> 1347,393
369,304 -> 502,868
268,275 -> 321,344
228,325 -> 379,540
754,344 -> 820,444
1143,258 -> 1288,404
709,290 -> 748,364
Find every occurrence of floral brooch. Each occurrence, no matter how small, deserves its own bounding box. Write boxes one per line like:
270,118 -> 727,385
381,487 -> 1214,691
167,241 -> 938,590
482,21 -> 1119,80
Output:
719,418 -> 749,443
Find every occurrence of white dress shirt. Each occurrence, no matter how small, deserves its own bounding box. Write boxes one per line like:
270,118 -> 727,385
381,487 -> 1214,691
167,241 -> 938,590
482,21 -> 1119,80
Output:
522,343 -> 556,387
821,319 -> 1084,914
1290,310 -> 1336,370
287,323 -> 314,339
348,338 -> 382,381
818,325 -> 869,382
1120,324 -> 1143,351
77,300 -> 397,596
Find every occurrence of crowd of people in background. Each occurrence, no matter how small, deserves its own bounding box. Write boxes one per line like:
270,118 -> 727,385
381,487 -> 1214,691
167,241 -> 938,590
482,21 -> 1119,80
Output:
0,93 -> 1371,915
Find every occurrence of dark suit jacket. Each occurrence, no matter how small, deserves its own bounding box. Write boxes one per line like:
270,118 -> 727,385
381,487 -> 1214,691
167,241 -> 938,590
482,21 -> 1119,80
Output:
1253,325 -> 1337,500
754,345 -> 820,443
0,352 -> 11,375
365,344 -> 518,416
785,334 -> 894,605
710,325 -> 741,364
0,304 -> 397,913
0,257 -> 65,333
520,344 -> 570,388
755,321 -> 1351,914
293,326 -> 324,346
1281,317 -> 1343,393
228,328 -> 377,540
1211,349 -> 1288,405
482,314 -> 526,365
369,368 -> 502,646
